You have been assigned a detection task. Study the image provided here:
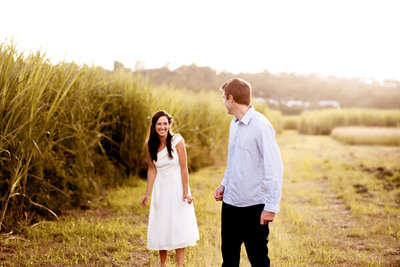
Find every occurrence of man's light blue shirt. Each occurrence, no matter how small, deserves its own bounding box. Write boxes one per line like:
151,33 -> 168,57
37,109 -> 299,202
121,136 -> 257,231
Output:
221,106 -> 283,213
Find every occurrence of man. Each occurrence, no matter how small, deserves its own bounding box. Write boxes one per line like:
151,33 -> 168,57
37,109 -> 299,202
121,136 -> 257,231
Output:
214,78 -> 283,266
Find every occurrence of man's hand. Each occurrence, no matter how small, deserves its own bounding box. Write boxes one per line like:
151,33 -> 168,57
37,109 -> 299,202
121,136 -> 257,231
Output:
214,185 -> 225,201
260,210 -> 275,225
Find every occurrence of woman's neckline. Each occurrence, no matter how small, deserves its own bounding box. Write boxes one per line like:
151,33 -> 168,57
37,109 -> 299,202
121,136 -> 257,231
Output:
157,134 -> 176,153
157,146 -> 167,154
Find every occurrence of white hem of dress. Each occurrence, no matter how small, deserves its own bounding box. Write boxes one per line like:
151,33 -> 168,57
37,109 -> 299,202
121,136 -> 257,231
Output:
147,239 -> 199,251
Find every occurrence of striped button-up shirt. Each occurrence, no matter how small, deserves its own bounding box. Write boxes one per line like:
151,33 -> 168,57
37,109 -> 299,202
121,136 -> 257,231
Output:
221,106 -> 283,213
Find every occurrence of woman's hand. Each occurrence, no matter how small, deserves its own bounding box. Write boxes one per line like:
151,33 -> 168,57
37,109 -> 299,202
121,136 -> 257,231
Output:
183,194 -> 195,204
140,194 -> 150,207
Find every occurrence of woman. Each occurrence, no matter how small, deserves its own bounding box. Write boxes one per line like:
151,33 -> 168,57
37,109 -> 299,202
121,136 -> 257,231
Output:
140,110 -> 199,267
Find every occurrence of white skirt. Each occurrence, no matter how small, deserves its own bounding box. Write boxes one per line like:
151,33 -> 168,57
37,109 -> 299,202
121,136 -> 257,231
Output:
147,170 -> 199,250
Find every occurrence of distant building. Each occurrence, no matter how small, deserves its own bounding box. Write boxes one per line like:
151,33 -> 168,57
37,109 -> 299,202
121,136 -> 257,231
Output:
380,81 -> 398,88
318,100 -> 341,109
267,98 -> 280,106
284,100 -> 310,107
253,97 -> 267,103
267,98 -> 311,107
267,98 -> 310,108
266,98 -> 340,113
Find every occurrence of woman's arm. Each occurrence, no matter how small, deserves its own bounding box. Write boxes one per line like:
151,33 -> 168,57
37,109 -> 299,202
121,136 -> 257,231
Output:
140,141 -> 157,207
176,140 -> 194,204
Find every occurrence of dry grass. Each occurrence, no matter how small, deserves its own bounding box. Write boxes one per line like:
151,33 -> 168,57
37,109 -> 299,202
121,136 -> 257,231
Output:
282,115 -> 301,130
331,126 -> 400,146
299,109 -> 400,135
1,131 -> 399,266
273,130 -> 400,266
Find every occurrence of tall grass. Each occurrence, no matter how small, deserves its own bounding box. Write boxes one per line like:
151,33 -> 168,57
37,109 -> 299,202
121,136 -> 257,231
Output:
299,109 -> 400,135
0,42 -> 283,232
0,43 -> 152,232
253,101 -> 283,134
282,115 -> 301,130
331,127 -> 400,146
150,87 -> 231,170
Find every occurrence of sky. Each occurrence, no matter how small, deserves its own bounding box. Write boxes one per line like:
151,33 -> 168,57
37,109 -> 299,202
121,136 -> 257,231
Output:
1,0 -> 399,81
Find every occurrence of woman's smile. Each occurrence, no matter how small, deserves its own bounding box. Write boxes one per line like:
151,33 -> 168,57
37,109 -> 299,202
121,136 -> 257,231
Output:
155,116 -> 170,137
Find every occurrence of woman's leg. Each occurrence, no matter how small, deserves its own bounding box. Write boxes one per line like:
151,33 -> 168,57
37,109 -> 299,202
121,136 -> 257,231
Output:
176,248 -> 185,267
159,250 -> 167,267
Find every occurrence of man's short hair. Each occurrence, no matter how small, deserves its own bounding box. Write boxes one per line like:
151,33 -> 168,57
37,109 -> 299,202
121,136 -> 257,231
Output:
220,78 -> 252,105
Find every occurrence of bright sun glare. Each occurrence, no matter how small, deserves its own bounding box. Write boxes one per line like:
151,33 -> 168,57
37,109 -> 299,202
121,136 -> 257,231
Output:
1,0 -> 399,81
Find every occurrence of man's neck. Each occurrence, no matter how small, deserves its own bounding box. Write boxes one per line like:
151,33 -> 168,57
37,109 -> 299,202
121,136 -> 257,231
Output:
233,104 -> 251,121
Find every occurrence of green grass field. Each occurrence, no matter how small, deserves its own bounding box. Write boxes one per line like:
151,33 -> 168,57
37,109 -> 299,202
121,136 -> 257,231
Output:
1,130 -> 399,266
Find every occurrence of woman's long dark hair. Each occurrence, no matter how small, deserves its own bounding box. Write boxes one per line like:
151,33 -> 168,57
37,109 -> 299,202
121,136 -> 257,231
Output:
148,110 -> 174,162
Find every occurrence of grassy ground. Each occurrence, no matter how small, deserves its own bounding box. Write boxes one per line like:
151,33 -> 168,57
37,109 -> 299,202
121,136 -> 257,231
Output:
1,130 -> 399,266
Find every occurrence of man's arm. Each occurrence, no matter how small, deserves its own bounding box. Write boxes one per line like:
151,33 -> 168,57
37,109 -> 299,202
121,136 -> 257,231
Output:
259,123 -> 284,214
215,119 -> 235,201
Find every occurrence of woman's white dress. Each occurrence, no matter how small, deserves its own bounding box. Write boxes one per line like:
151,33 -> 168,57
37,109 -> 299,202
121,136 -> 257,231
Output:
147,134 -> 199,250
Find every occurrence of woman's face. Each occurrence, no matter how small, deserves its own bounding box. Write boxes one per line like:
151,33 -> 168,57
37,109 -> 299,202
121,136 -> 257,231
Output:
155,116 -> 170,137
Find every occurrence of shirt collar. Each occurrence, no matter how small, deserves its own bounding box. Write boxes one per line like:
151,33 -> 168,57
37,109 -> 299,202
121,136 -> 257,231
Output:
235,105 -> 255,125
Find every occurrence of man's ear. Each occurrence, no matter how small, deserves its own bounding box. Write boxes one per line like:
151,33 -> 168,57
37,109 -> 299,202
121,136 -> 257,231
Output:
228,94 -> 235,103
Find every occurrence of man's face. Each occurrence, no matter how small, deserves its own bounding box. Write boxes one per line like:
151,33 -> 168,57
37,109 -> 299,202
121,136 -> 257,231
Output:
222,91 -> 233,114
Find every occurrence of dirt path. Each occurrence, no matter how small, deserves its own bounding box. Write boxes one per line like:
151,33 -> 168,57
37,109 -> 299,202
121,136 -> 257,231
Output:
274,131 -> 400,266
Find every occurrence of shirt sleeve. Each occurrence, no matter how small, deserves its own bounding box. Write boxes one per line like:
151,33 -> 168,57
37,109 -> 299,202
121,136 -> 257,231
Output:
220,169 -> 229,187
259,123 -> 284,213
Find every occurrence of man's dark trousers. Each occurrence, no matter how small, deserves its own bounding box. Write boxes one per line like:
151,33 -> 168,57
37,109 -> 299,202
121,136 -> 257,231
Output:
221,202 -> 270,267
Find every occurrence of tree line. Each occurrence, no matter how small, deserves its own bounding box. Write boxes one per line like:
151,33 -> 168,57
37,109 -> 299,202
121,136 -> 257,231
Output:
114,62 -> 400,114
